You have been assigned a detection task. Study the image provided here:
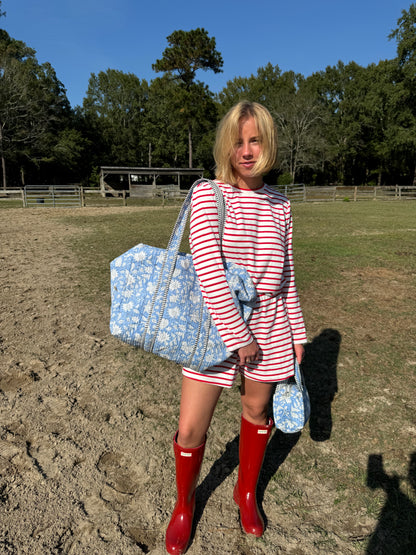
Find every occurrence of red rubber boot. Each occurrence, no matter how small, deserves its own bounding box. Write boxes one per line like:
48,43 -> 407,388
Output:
233,415 -> 273,537
165,432 -> 206,554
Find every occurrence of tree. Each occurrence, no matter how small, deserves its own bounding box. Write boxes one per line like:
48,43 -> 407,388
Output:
389,4 -> 416,71
37,127 -> 87,184
0,30 -> 70,188
144,75 -> 189,167
306,56 -> 416,186
82,69 -> 148,166
153,28 -> 223,88
143,75 -> 217,171
153,28 -> 223,167
305,62 -> 371,184
272,85 -> 331,183
389,3 -> 416,183
217,64 -> 296,115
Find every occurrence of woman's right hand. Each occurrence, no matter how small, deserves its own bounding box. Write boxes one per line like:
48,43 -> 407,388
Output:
237,339 -> 260,366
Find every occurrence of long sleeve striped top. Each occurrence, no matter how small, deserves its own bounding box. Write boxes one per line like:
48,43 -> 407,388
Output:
189,181 -> 307,352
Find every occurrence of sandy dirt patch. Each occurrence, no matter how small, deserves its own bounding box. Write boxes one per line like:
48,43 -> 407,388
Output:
0,208 -> 363,554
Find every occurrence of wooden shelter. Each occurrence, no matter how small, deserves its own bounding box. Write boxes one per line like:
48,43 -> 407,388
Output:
100,167 -> 204,197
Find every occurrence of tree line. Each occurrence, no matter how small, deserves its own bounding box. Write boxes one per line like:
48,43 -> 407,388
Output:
1,2 -> 416,190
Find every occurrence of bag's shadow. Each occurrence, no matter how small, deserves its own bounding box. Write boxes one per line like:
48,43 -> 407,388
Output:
302,328 -> 341,442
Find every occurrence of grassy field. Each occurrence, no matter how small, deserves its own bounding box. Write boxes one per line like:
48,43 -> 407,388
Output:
63,200 -> 416,553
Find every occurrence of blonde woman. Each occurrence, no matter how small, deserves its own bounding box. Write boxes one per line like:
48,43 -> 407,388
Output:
166,101 -> 307,554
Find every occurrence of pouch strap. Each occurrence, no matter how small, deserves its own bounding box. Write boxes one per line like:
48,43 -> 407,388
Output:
294,359 -> 305,391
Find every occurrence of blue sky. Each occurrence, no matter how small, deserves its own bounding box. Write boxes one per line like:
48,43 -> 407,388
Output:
1,0 -> 410,108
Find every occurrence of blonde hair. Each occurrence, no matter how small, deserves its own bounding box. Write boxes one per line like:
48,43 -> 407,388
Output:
214,101 -> 278,184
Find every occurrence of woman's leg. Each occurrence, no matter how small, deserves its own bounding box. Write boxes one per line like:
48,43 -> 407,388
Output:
166,376 -> 223,554
234,376 -> 274,537
240,375 -> 274,425
178,376 -> 223,448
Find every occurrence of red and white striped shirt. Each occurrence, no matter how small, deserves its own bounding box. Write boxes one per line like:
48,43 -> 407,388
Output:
190,181 -> 307,363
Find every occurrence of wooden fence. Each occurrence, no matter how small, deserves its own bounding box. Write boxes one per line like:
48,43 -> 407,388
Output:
1,184 -> 416,208
81,185 -> 186,207
272,184 -> 416,202
83,184 -> 416,206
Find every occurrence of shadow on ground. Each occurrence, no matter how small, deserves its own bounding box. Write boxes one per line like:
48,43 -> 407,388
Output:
366,452 -> 416,554
302,328 -> 341,442
192,328 -> 342,539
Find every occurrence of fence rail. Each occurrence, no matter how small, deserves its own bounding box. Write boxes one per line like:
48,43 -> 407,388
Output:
272,184 -> 416,202
24,185 -> 81,208
0,188 -> 24,197
1,184 -> 415,208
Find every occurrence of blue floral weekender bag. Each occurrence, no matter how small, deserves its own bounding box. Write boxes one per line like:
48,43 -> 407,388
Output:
109,179 -> 257,371
273,360 -> 311,433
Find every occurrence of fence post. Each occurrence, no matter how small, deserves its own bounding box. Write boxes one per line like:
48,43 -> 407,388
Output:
374,187 -> 377,200
80,186 -> 85,207
354,186 -> 357,202
303,184 -> 307,202
123,189 -> 127,207
333,186 -> 337,202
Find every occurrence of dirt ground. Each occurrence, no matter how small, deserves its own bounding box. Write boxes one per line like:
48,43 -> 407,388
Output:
0,207 -> 372,554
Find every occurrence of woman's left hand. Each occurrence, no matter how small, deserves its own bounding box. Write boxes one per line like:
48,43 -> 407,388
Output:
294,343 -> 305,365
237,339 -> 260,366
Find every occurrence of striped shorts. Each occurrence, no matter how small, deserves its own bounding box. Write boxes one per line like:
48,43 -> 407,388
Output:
182,295 -> 298,388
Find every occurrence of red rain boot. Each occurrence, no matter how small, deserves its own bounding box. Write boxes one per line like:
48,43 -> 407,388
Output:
165,432 -> 206,554
233,415 -> 273,537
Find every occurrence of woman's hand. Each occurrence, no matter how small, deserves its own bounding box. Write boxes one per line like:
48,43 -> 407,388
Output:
237,339 -> 260,366
294,343 -> 305,365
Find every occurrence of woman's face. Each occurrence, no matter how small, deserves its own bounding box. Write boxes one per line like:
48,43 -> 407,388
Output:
230,116 -> 263,189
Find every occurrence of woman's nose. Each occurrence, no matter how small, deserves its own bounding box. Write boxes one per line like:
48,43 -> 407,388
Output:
241,142 -> 253,157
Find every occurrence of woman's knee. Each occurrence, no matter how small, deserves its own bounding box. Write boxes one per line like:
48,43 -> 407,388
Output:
241,401 -> 268,424
177,377 -> 222,447
177,423 -> 206,449
240,379 -> 273,424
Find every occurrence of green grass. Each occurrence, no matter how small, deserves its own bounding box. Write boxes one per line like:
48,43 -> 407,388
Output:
0,198 -> 23,209
292,202 -> 416,284
62,207 -> 185,302
62,200 -> 416,553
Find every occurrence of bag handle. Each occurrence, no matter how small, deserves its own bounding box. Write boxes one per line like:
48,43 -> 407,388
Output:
146,179 -> 226,354
166,179 -> 225,255
294,359 -> 305,391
